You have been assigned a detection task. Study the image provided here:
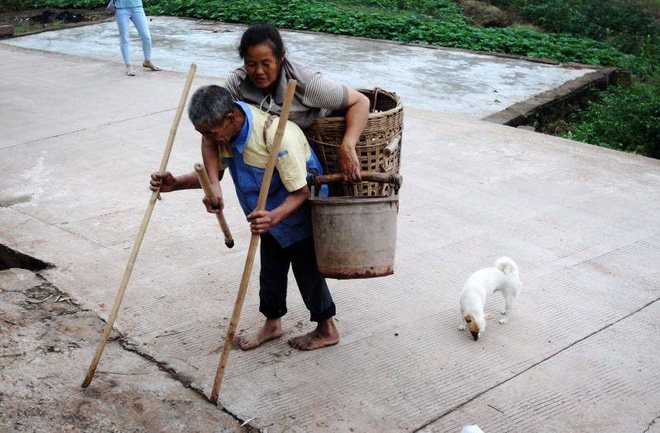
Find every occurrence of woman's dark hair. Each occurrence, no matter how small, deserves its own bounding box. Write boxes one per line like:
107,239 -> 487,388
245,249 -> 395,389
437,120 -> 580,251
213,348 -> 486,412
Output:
238,22 -> 285,60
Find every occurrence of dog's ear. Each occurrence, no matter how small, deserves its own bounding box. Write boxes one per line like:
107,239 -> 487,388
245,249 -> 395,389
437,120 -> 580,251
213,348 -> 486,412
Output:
465,314 -> 480,333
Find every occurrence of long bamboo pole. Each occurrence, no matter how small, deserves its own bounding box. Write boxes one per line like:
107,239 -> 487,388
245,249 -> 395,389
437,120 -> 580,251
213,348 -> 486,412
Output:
194,163 -> 234,248
82,63 -> 197,388
210,79 -> 298,405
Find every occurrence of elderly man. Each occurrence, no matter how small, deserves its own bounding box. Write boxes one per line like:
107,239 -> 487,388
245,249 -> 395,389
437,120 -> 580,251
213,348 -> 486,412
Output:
150,85 -> 338,351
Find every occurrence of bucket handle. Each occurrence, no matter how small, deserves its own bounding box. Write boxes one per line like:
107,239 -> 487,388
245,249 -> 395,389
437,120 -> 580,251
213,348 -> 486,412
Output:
308,172 -> 403,195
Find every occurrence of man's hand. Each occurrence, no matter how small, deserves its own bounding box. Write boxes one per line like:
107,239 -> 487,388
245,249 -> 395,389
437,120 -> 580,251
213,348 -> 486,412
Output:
150,171 -> 177,193
339,144 -> 362,183
247,210 -> 278,235
202,195 -> 224,214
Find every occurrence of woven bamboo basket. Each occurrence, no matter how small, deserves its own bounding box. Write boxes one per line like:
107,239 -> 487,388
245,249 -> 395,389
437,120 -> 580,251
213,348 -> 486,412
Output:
305,88 -> 403,197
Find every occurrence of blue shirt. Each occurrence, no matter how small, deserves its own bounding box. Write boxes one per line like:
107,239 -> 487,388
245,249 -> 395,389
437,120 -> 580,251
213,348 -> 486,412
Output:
223,102 -> 327,248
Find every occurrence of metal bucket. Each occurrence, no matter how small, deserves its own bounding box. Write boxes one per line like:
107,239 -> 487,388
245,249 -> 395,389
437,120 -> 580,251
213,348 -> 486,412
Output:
308,173 -> 402,279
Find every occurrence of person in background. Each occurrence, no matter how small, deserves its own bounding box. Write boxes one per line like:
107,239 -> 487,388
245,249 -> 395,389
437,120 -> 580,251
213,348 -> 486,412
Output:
112,0 -> 161,76
225,22 -> 370,182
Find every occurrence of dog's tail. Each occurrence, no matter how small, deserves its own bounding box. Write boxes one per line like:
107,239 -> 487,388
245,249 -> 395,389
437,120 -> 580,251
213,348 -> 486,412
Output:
495,256 -> 518,276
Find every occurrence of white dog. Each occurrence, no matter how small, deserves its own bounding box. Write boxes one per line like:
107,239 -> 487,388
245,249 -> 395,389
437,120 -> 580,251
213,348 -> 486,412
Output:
458,257 -> 522,341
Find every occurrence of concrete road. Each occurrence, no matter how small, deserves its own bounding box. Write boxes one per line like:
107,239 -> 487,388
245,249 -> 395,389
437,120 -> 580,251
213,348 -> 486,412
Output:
3,16 -> 592,118
1,43 -> 659,432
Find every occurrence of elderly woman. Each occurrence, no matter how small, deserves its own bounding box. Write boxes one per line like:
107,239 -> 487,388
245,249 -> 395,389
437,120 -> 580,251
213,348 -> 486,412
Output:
225,23 -> 370,182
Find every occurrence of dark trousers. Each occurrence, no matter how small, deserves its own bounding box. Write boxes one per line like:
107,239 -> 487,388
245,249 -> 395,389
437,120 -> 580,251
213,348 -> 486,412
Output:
259,233 -> 336,323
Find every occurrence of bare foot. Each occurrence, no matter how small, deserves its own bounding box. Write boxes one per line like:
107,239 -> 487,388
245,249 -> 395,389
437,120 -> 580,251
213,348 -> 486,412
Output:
288,318 -> 339,351
238,318 -> 283,350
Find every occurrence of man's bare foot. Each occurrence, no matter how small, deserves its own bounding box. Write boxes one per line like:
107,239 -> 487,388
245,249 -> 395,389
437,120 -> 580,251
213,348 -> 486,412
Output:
288,318 -> 339,351
238,318 -> 283,350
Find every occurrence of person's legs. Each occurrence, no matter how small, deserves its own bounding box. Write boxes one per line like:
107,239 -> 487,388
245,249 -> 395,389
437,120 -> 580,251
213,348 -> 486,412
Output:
288,236 -> 339,350
115,8 -> 134,74
130,7 -> 160,70
239,233 -> 289,350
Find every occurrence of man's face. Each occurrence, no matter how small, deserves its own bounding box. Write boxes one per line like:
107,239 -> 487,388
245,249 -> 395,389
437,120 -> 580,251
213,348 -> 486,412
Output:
194,114 -> 237,146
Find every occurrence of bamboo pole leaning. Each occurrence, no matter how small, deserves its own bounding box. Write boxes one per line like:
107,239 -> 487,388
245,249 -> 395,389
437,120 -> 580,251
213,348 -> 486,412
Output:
82,63 -> 197,388
210,79 -> 298,405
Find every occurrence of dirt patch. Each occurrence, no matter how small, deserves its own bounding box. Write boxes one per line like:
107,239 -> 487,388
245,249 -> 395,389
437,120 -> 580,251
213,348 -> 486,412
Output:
459,0 -> 511,28
0,268 -> 251,432
0,7 -> 111,36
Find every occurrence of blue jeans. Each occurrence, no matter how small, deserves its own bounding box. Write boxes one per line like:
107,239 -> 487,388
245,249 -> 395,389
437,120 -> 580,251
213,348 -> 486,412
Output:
115,6 -> 152,65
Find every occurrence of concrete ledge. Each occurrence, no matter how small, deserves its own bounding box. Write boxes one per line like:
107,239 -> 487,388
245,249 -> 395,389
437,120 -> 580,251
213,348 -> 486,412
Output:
0,25 -> 14,38
7,17 -> 113,39
484,66 -> 631,128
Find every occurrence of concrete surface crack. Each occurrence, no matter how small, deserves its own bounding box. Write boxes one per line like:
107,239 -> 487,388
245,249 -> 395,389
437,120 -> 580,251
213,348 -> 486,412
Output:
118,337 -> 252,429
413,296 -> 660,432
643,413 -> 660,433
4,107 -> 176,150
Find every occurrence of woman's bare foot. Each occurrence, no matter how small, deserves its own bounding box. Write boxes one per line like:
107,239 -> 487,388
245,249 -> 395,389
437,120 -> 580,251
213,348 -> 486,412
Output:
126,65 -> 136,76
238,318 -> 283,350
142,60 -> 161,71
288,318 -> 339,351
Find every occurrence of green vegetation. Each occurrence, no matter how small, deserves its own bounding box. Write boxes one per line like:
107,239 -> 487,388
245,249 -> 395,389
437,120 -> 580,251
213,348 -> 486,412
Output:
9,0 -> 660,158
17,0 -> 644,72
561,83 -> 660,158
490,0 -> 660,71
490,0 -> 659,158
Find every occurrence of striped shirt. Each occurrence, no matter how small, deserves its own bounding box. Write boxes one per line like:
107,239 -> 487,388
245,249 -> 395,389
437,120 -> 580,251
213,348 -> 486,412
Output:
225,58 -> 349,129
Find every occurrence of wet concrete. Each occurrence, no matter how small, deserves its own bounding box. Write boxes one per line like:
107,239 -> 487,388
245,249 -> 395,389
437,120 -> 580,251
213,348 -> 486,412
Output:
1,45 -> 659,432
3,16 -> 592,118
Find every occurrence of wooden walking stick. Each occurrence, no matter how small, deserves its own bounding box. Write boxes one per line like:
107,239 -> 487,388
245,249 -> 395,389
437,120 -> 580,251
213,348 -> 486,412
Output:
82,63 -> 197,388
194,163 -> 234,248
210,79 -> 298,405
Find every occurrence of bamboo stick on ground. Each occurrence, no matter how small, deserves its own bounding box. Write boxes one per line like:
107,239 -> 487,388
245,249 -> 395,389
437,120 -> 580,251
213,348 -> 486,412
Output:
210,79 -> 298,405
82,63 -> 197,388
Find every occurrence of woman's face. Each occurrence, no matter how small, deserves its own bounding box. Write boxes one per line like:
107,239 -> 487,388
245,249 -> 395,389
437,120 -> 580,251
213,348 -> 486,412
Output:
244,42 -> 281,90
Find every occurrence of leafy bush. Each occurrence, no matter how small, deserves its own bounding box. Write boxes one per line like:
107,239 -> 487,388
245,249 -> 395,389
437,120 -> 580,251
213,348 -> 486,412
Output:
0,0 -> 39,11
562,82 -> 660,158
491,0 -> 660,59
25,0 -> 105,7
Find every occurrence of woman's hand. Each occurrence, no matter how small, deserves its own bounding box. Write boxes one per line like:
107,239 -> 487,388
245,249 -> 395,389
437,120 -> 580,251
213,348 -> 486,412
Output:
340,87 -> 369,183
339,144 -> 361,182
247,210 -> 279,234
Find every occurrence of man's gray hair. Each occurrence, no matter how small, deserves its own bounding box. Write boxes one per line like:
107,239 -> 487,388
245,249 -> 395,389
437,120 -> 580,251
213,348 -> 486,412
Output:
188,85 -> 234,126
